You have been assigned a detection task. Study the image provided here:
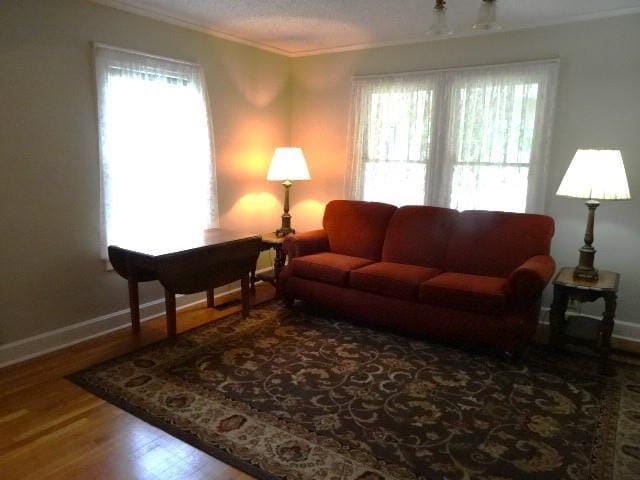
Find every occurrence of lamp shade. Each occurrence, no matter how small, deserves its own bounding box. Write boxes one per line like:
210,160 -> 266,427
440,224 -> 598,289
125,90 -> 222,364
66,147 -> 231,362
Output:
267,147 -> 311,181
556,149 -> 631,200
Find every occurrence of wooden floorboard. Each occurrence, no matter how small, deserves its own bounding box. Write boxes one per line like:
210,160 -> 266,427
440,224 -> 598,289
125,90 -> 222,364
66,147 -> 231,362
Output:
0,286 -> 273,480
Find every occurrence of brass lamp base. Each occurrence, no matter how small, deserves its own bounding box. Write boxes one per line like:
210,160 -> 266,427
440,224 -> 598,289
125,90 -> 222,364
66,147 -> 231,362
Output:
275,180 -> 295,238
573,200 -> 600,281
573,265 -> 599,281
275,213 -> 295,237
275,228 -> 295,237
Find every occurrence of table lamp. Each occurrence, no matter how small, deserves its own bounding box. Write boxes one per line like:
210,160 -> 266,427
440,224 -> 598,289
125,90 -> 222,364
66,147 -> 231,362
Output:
267,147 -> 310,237
556,149 -> 631,280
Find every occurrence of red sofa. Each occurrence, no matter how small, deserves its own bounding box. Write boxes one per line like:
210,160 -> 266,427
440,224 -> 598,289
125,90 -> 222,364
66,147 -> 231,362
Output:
280,200 -> 556,357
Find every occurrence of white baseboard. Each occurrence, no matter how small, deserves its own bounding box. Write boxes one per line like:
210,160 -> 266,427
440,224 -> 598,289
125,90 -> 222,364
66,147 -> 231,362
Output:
0,292 -> 208,368
2,290 -> 637,369
539,306 -> 640,343
0,270 -> 271,368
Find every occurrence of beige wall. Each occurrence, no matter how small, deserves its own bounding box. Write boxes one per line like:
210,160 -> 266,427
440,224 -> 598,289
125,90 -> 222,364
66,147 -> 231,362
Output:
0,0 -> 291,344
290,14 -> 640,329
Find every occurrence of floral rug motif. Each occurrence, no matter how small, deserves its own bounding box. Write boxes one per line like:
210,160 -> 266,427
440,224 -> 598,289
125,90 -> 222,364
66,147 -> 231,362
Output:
69,302 -> 640,480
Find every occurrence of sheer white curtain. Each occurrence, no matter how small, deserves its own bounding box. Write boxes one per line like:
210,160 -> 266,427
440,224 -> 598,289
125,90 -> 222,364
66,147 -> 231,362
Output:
346,75 -> 439,205
95,45 -> 218,259
441,62 -> 558,212
346,60 -> 558,213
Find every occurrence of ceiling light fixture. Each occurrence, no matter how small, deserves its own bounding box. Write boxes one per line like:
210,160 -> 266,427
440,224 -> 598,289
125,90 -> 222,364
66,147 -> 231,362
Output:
427,0 -> 453,36
473,0 -> 501,31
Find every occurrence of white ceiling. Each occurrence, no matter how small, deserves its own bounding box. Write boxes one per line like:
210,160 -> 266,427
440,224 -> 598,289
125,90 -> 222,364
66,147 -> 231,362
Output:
92,0 -> 640,56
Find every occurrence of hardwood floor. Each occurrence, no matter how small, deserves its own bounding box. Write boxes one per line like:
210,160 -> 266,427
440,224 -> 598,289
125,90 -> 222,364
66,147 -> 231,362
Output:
0,287 -> 275,480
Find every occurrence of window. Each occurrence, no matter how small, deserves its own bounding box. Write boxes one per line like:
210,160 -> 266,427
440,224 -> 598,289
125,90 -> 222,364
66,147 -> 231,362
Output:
346,61 -> 558,213
363,85 -> 434,206
95,45 -> 218,259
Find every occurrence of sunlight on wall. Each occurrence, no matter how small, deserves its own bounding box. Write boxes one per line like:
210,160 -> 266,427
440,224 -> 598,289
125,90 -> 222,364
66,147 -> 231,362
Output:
292,55 -> 357,92
240,147 -> 272,179
291,199 -> 326,231
219,47 -> 289,108
221,192 -> 281,233
216,117 -> 282,181
215,114 -> 291,236
220,194 -> 325,235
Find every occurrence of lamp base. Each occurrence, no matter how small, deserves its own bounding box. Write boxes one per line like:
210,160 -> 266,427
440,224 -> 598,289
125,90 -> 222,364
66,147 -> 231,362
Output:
275,227 -> 295,238
573,200 -> 600,281
275,181 -> 295,238
275,211 -> 294,238
573,244 -> 598,280
573,265 -> 599,281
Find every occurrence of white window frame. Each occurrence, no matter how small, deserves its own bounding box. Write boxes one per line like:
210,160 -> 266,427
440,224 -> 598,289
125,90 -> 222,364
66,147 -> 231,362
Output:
346,60 -> 559,213
94,44 -> 218,261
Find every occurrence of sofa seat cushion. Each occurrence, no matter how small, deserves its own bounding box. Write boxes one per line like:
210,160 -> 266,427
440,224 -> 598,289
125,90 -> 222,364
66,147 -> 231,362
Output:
351,262 -> 441,301
291,252 -> 374,287
419,273 -> 508,314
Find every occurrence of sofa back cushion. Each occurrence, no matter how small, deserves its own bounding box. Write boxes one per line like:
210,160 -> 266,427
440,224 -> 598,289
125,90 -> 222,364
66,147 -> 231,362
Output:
323,200 -> 397,260
382,206 -> 458,267
445,210 -> 555,277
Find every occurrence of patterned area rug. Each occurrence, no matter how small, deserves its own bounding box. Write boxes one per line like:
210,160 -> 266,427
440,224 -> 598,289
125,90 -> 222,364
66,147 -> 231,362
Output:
69,302 -> 640,480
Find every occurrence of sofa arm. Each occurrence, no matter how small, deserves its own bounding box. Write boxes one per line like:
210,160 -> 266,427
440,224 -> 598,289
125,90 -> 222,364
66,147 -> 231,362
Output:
507,255 -> 556,304
283,229 -> 330,259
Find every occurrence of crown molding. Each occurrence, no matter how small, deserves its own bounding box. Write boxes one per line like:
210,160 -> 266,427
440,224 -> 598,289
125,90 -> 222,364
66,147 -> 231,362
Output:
288,6 -> 640,57
89,1 -> 640,58
88,0 -> 291,57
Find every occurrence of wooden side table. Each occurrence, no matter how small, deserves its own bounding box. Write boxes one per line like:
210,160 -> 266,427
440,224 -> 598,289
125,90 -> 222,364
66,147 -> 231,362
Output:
549,267 -> 620,373
108,230 -> 260,337
251,232 -> 287,291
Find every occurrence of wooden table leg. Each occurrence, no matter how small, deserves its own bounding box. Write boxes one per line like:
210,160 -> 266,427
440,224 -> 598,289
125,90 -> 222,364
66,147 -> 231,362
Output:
164,288 -> 177,338
250,263 -> 257,294
241,274 -> 250,318
274,246 -> 286,283
601,292 -> 617,375
549,284 -> 568,350
272,245 -> 287,297
128,278 -> 141,333
206,287 -> 215,308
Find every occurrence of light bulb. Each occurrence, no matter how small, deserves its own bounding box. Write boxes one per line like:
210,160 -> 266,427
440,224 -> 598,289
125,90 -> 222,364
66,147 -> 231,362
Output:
427,1 -> 453,36
473,0 -> 501,31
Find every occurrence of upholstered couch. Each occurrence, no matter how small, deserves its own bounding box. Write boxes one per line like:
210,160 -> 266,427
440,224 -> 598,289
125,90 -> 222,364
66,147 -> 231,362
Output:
280,200 -> 556,357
